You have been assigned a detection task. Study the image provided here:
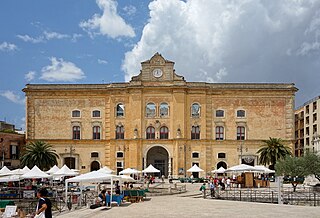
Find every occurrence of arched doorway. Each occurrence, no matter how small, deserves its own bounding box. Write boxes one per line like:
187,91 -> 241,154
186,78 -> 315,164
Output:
64,157 -> 76,169
146,146 -> 169,177
90,161 -> 100,171
217,161 -> 227,169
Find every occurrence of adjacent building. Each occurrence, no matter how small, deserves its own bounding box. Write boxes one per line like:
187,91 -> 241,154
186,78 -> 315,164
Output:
295,96 -> 320,156
23,53 -> 297,177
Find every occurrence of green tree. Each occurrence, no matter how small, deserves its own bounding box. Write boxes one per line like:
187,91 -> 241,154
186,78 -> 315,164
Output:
302,152 -> 320,181
20,141 -> 59,171
257,137 -> 292,169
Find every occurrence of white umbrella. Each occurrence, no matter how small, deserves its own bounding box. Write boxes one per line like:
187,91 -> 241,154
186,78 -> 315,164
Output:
187,164 -> 204,172
21,165 -> 51,179
0,166 -> 11,176
119,168 -> 141,175
253,165 -> 275,173
211,166 -> 226,173
142,164 -> 160,173
225,164 -> 263,173
46,165 -> 60,174
53,165 -> 78,176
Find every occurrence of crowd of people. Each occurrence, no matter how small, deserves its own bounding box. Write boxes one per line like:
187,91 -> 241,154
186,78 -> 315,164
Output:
199,177 -> 233,199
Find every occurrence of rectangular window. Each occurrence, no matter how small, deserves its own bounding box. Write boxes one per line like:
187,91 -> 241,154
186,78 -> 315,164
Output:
10,145 -> 18,160
237,126 -> 245,140
116,161 -> 123,168
93,126 -> 101,140
116,126 -> 125,139
91,152 -> 99,158
237,110 -> 245,118
117,152 -> 124,158
73,126 -> 80,140
192,152 -> 199,158
72,110 -> 80,117
216,110 -> 224,117
218,153 -> 226,158
92,110 -> 100,117
215,126 -> 224,140
191,126 -> 200,140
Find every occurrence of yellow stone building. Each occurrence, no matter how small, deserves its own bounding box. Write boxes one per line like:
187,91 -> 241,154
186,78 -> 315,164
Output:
23,53 -> 297,177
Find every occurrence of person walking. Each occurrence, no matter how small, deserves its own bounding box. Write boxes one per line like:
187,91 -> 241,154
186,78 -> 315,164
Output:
209,181 -> 215,198
35,188 -> 52,218
200,183 -> 206,199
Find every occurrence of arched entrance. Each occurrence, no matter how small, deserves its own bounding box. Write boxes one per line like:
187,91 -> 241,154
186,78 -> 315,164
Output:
146,146 -> 169,177
90,161 -> 100,171
217,161 -> 227,169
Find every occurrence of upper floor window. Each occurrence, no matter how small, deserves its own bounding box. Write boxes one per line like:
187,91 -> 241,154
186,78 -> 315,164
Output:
159,103 -> 169,117
10,145 -> 18,160
237,126 -> 245,140
191,103 -> 200,117
216,126 -> 224,140
146,103 -> 156,117
116,103 -> 125,117
160,126 -> 169,139
192,152 -> 199,158
191,126 -> 200,140
218,153 -> 226,158
117,152 -> 124,158
237,110 -> 246,118
146,126 -> 155,139
116,125 -> 124,139
72,110 -> 80,118
92,110 -> 101,118
93,126 -> 101,140
91,152 -> 99,158
216,110 -> 224,118
73,126 -> 81,140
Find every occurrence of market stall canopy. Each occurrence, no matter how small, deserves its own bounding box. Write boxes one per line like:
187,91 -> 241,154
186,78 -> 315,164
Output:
53,165 -> 78,176
0,166 -> 11,176
97,166 -> 113,174
8,166 -> 30,175
46,165 -> 60,174
66,171 -> 120,183
119,168 -> 141,175
21,166 -> 51,179
253,165 -> 275,173
225,164 -> 264,173
211,166 -> 226,173
142,164 -> 160,173
187,164 -> 204,172
120,175 -> 135,182
0,175 -> 21,182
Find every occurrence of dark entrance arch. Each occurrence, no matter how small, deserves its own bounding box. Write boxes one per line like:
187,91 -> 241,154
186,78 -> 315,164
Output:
217,161 -> 227,169
146,146 -> 168,177
90,161 -> 100,171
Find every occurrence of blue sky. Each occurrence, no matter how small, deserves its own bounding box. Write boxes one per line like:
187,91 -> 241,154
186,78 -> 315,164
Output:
1,0 -> 320,130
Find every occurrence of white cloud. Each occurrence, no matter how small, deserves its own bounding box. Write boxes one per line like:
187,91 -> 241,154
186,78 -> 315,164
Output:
123,5 -> 137,16
98,59 -> 108,64
0,42 -> 18,51
43,31 -> 69,40
25,71 -> 36,82
0,91 -> 25,105
71,33 -> 83,42
17,34 -> 44,43
17,31 -> 81,43
40,57 -> 85,82
122,0 -> 320,106
79,0 -> 135,38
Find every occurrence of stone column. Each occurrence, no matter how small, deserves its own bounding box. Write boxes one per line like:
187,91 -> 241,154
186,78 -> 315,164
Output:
168,157 -> 172,177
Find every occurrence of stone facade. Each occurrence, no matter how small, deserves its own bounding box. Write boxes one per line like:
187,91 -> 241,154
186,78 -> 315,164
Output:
0,132 -> 25,169
23,53 -> 297,177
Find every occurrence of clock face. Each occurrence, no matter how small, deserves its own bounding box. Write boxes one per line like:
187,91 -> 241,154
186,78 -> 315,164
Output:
153,68 -> 163,78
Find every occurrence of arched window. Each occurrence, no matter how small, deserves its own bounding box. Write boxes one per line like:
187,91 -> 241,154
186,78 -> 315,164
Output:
160,126 -> 169,139
159,103 -> 169,117
146,126 -> 155,139
73,126 -> 80,140
93,126 -> 101,140
215,126 -> 224,140
116,103 -> 125,117
116,125 -> 124,139
191,126 -> 200,140
92,110 -> 101,118
191,103 -> 200,117
72,110 -> 80,118
216,110 -> 224,117
237,126 -> 245,140
237,110 -> 246,118
146,103 -> 156,117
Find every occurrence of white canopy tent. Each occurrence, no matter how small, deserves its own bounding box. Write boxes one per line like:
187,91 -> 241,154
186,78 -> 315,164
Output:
253,165 -> 275,174
119,168 -> 141,175
21,165 -> 51,179
8,166 -> 30,175
211,166 -> 226,174
142,164 -> 160,173
53,165 -> 78,176
225,164 -> 264,173
97,166 -> 113,174
0,166 -> 11,176
0,175 -> 21,182
187,164 -> 204,172
119,175 -> 135,182
46,165 -> 60,174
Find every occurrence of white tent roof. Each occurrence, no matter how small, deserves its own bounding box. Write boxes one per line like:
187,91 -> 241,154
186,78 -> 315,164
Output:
187,164 -> 204,172
66,171 -> 120,183
21,165 -> 51,179
53,165 -> 78,176
253,165 -> 275,173
120,175 -> 135,182
46,165 -> 60,174
0,166 -> 11,176
97,166 -> 113,174
0,175 -> 21,182
212,166 -> 226,173
119,168 -> 141,175
142,164 -> 160,173
225,164 -> 264,173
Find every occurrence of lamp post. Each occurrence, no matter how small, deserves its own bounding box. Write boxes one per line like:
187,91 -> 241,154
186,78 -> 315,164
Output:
237,141 -> 248,164
65,145 -> 75,169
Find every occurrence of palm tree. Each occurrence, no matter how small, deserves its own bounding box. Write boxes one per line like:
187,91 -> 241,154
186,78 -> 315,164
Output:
20,141 -> 59,171
257,137 -> 292,169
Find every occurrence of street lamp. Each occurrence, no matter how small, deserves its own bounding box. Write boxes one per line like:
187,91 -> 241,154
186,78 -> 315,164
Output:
237,141 -> 248,164
65,145 -> 76,169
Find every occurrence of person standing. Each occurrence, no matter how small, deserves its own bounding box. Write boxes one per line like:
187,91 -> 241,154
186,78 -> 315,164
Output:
200,183 -> 206,199
35,188 -> 52,218
209,181 -> 215,198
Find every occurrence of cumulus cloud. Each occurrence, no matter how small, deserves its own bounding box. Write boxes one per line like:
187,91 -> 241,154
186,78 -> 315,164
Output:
25,71 -> 36,82
0,91 -> 25,105
122,0 -> 320,105
40,57 -> 85,82
0,42 -> 18,51
98,59 -> 108,64
123,5 -> 137,16
79,0 -> 135,38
